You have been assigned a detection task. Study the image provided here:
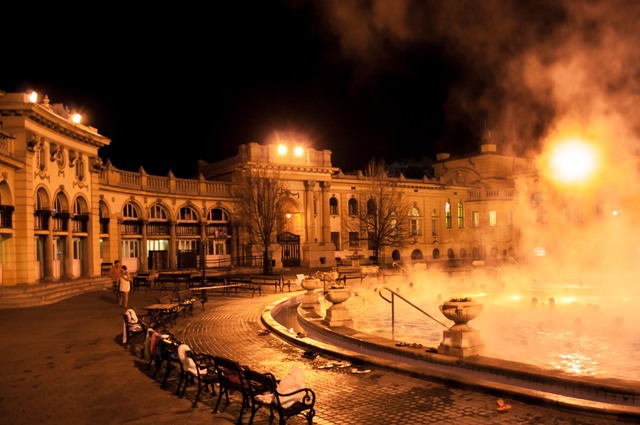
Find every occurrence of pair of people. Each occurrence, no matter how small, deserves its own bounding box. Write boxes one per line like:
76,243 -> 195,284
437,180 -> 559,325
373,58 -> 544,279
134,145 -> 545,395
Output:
108,260 -> 131,307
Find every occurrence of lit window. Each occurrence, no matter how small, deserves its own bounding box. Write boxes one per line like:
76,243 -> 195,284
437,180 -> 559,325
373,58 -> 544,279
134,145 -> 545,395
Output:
445,201 -> 452,229
457,202 -> 464,228
489,211 -> 497,227
408,207 -> 422,236
472,211 -> 480,227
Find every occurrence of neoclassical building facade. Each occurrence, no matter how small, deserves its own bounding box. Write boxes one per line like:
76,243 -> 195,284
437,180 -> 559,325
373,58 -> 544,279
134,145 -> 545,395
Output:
0,89 -> 542,287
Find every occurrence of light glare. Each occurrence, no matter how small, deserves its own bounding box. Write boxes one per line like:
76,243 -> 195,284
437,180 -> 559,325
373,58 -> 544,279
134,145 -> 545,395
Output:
549,139 -> 596,183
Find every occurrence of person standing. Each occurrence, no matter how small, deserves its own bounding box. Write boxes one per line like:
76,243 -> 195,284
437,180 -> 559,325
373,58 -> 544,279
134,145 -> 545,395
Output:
119,265 -> 131,308
108,260 -> 123,304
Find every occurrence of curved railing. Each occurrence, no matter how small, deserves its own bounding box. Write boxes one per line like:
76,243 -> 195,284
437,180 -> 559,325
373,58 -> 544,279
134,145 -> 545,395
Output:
378,286 -> 448,339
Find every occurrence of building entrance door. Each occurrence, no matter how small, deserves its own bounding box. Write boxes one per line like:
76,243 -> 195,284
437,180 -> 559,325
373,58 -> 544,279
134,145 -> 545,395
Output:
277,232 -> 300,267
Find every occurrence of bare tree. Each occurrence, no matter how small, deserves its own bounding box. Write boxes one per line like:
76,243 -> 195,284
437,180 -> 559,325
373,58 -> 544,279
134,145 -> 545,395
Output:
350,160 -> 414,264
233,166 -> 289,274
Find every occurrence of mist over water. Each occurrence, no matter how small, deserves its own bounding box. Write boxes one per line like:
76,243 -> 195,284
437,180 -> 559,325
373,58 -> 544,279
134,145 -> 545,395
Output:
310,0 -> 640,382
336,267 -> 639,381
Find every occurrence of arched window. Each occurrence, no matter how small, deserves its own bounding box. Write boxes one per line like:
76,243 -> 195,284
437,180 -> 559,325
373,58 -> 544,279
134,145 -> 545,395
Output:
445,200 -> 452,229
367,199 -> 376,216
206,207 -> 231,239
73,198 -> 84,215
431,208 -> 438,236
457,201 -> 464,228
179,206 -> 199,221
408,206 -> 422,236
432,248 -> 440,259
329,197 -> 338,215
410,249 -> 423,260
149,205 -> 168,220
123,202 -> 138,219
207,208 -> 229,222
348,198 -> 358,215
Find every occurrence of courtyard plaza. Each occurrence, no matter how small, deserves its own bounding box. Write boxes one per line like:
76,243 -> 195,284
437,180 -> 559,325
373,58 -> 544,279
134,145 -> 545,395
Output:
0,269 -> 632,425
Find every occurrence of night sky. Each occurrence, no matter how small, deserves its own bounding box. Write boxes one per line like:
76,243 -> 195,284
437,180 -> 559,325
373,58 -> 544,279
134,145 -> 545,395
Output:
3,1 -> 640,177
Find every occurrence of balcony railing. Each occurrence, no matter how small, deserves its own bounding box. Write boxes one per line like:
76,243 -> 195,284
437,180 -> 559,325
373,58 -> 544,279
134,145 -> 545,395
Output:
35,210 -> 50,231
147,222 -> 170,236
52,213 -> 69,232
205,224 -> 230,238
72,214 -> 89,233
176,223 -> 200,237
121,220 -> 142,235
0,205 -> 14,228
99,164 -> 232,197
99,218 -> 109,234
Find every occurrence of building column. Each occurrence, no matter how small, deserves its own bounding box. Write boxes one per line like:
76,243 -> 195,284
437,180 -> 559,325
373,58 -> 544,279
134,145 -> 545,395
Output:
65,225 -> 74,279
43,228 -> 54,280
169,220 -> 176,270
304,180 -> 316,243
140,220 -> 149,273
320,181 -> 331,244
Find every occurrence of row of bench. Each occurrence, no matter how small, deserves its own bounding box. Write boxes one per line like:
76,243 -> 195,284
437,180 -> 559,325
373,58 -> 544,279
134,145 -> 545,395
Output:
132,271 -> 291,295
139,275 -> 292,329
133,329 -> 316,424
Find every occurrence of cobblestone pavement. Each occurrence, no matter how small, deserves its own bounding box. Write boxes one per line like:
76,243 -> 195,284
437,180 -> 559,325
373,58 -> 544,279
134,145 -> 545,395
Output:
0,282 -> 630,425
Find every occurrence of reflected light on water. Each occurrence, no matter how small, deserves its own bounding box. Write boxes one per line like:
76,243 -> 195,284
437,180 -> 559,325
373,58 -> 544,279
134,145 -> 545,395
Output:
334,270 -> 639,382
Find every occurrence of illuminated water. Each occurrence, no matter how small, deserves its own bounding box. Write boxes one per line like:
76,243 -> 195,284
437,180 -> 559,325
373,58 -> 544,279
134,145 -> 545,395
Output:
319,269 -> 640,382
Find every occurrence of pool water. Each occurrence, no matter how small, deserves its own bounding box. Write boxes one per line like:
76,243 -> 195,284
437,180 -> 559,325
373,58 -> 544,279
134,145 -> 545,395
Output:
322,274 -> 640,382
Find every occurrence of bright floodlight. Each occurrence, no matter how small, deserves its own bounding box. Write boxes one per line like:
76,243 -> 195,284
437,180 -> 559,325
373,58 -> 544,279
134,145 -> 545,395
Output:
549,139 -> 596,183
72,113 -> 82,124
29,91 -> 38,103
293,146 -> 304,157
277,144 -> 287,155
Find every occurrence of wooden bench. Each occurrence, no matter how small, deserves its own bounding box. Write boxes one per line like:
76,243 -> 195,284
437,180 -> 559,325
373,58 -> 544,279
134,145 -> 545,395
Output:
336,265 -> 380,283
244,368 -> 316,424
249,275 -> 289,293
224,276 -> 262,297
156,273 -> 193,291
170,288 -> 207,315
133,270 -> 157,293
143,295 -> 184,327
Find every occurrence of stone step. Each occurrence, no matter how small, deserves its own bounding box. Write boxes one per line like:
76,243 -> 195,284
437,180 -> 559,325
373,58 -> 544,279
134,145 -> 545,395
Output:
0,277 -> 112,309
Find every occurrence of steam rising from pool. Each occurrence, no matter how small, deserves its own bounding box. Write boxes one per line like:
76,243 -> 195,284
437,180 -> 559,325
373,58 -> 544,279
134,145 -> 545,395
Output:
325,269 -> 639,381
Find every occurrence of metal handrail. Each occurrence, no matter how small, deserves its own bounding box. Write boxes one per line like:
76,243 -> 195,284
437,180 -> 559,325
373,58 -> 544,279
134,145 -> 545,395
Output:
378,286 -> 448,340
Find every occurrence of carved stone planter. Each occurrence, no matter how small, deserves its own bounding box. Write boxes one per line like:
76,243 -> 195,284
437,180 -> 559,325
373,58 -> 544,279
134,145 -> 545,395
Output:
300,278 -> 323,310
439,300 -> 483,332
438,300 -> 485,358
322,288 -> 354,328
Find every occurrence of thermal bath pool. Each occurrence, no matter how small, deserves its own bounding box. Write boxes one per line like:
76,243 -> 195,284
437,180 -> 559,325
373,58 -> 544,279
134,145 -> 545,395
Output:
318,270 -> 640,382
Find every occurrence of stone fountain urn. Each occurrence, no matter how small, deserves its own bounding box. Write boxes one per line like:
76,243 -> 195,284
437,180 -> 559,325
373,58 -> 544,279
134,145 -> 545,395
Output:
300,277 -> 323,310
322,287 -> 354,328
437,298 -> 485,358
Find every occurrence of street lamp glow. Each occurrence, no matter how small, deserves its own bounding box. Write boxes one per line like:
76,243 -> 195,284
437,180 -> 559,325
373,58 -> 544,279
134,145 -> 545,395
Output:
294,146 -> 304,157
72,113 -> 82,124
277,144 -> 287,155
549,139 -> 597,183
